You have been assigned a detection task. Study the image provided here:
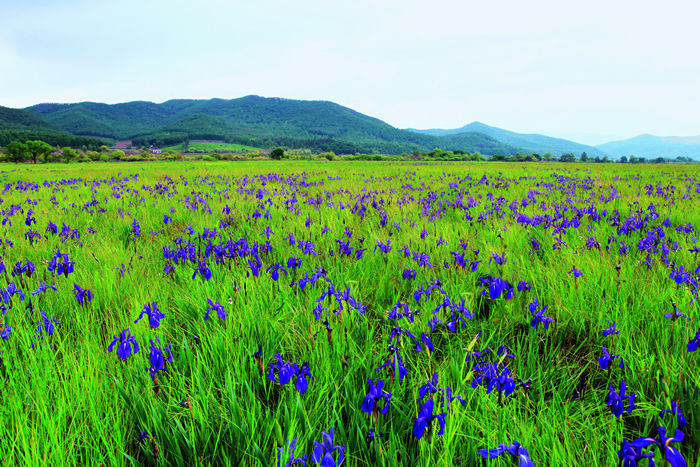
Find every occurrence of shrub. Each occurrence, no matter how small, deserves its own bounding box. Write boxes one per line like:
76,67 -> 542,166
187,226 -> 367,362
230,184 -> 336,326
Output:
270,147 -> 285,160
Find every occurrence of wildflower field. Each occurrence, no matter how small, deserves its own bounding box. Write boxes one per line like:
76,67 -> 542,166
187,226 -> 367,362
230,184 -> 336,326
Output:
2,160 -> 699,466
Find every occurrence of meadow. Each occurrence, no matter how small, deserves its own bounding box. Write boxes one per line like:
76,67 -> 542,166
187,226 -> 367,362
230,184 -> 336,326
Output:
0,160 -> 698,466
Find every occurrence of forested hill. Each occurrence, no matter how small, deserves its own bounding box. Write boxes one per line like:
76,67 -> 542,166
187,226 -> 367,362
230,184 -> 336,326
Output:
0,105 -> 56,130
0,105 -> 105,148
24,96 -> 520,155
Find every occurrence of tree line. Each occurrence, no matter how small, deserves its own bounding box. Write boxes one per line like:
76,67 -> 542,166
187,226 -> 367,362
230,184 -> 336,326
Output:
0,138 -> 696,164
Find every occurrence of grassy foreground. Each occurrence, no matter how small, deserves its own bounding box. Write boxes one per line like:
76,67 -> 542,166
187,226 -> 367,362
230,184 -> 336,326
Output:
0,160 -> 698,466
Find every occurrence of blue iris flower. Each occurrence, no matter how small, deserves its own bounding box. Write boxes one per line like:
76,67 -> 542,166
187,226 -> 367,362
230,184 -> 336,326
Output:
192,260 -> 212,281
413,398 -> 447,439
267,263 -> 288,281
268,354 -> 312,394
688,328 -> 700,352
528,298 -> 554,329
568,267 -> 583,278
135,302 -> 165,328
478,443 -> 534,467
2,282 -> 23,303
73,284 -> 93,306
659,400 -> 687,428
489,252 -> 506,265
602,321 -> 620,337
311,428 -> 345,466
606,380 -> 635,418
147,337 -> 173,381
598,347 -> 624,369
277,438 -> 307,467
361,379 -> 391,417
31,282 -> 57,296
625,427 -> 687,467
37,310 -> 61,336
204,299 -> 226,321
131,219 -> 141,237
665,302 -> 690,321
108,328 -> 139,360
0,323 -> 11,340
618,440 -> 655,466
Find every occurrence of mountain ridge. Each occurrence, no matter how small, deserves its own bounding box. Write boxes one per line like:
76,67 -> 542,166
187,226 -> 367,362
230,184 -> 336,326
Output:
596,134 -> 700,159
407,121 -> 607,157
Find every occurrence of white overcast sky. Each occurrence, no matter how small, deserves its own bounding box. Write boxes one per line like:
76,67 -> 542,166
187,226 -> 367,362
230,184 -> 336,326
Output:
1,0 -> 699,144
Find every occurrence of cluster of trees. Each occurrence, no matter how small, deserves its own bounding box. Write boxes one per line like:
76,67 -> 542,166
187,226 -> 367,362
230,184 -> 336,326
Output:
5,140 -> 54,163
407,148 -> 486,161
2,140 -> 116,164
485,151 -> 610,163
619,155 -> 693,164
1,140 -> 146,164
487,151 -> 691,164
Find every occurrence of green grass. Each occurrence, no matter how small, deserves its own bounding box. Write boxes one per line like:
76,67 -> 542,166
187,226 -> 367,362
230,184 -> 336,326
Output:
0,161 -> 698,466
162,142 -> 263,153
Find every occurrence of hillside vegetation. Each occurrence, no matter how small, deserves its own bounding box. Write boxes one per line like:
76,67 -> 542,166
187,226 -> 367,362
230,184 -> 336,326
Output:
0,106 -> 105,148
25,97 -> 519,155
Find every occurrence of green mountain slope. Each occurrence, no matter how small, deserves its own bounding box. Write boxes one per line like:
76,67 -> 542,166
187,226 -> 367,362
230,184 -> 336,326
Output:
0,105 -> 106,148
0,105 -> 56,130
409,121 -> 606,157
25,96 -> 521,155
435,132 -> 519,155
28,101 -> 173,139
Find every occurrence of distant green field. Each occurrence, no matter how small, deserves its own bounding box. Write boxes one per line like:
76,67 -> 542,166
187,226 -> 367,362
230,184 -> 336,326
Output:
164,141 -> 263,153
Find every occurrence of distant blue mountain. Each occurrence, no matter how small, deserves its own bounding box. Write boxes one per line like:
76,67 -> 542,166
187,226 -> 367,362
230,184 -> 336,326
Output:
408,121 -> 606,157
597,134 -> 700,160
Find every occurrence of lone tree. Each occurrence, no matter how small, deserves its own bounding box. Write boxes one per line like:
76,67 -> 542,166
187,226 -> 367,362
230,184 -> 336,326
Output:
270,147 -> 285,160
6,141 -> 29,164
27,140 -> 54,164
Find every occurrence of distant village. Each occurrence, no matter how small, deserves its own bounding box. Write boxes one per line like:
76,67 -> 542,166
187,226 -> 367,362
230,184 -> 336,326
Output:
111,141 -> 161,155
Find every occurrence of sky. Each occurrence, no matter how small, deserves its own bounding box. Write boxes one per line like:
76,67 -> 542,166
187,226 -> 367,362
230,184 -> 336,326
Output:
1,0 -> 699,145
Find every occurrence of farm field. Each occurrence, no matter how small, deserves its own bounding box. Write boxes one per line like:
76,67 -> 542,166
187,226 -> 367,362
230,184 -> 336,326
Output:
1,160 -> 699,466
163,141 -> 263,153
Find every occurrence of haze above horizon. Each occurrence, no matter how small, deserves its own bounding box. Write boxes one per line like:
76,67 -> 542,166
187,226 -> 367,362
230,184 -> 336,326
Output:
2,0 -> 699,146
